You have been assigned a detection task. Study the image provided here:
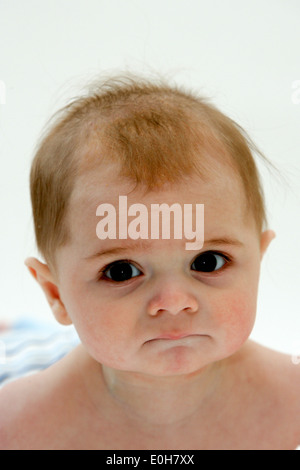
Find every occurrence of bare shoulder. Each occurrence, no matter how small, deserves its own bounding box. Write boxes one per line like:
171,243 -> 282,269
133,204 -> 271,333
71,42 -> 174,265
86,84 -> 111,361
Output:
244,341 -> 300,446
247,341 -> 300,399
0,372 -> 47,449
0,346 -> 84,450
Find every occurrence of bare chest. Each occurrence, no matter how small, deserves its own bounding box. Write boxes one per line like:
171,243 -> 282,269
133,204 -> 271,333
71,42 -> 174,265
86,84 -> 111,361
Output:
29,405 -> 297,450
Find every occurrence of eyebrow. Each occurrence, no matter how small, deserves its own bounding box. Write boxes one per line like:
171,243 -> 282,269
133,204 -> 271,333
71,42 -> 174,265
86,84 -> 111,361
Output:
204,237 -> 244,248
86,242 -> 151,260
85,237 -> 244,261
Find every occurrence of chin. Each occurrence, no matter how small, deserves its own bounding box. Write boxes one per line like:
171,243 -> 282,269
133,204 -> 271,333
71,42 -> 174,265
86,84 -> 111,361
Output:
139,343 -> 215,377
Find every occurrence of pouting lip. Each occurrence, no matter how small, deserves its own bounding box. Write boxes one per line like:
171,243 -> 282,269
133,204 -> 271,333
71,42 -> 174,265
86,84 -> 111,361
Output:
145,333 -> 205,343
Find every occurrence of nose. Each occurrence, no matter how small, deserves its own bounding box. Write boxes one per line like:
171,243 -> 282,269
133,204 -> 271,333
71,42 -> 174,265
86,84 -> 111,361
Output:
146,281 -> 198,317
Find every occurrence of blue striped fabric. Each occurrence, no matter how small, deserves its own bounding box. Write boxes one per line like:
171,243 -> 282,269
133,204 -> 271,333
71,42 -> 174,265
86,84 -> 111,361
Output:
0,318 -> 80,388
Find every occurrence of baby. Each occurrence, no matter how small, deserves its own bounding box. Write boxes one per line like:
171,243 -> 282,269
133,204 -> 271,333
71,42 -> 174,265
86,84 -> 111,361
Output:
0,75 -> 299,450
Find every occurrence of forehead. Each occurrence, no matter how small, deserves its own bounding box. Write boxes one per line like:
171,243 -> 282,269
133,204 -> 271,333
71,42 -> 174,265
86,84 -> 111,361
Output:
67,159 -> 253,253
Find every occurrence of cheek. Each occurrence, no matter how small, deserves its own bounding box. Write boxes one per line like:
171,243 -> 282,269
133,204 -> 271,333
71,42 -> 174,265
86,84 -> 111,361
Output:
210,289 -> 257,354
63,286 -> 136,364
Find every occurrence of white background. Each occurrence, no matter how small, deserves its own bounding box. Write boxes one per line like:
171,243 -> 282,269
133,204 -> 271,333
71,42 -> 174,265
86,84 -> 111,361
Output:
0,0 -> 299,356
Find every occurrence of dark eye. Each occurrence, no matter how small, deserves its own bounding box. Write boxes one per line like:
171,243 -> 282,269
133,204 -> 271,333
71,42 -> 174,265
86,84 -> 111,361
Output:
191,252 -> 228,273
101,260 -> 142,282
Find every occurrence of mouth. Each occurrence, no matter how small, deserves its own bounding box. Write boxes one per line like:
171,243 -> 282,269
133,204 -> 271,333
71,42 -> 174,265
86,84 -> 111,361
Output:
146,333 -> 204,343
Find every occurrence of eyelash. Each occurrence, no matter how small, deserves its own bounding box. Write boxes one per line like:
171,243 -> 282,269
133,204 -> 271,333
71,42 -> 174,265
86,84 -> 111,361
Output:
97,251 -> 232,283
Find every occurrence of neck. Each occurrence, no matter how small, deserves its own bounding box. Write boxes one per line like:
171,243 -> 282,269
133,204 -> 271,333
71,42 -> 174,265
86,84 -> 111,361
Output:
100,362 -> 225,427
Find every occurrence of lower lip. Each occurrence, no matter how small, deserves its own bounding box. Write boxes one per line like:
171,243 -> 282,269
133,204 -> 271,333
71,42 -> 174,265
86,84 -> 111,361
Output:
147,334 -> 204,343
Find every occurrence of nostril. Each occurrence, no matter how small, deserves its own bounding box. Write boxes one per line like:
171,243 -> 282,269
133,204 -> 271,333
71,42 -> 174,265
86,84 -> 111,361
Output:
147,289 -> 199,317
155,309 -> 165,316
183,306 -> 197,314
150,306 -> 197,317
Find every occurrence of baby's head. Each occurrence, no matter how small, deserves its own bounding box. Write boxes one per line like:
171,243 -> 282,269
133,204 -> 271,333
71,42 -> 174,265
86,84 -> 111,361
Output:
30,75 -> 270,272
27,75 -> 275,375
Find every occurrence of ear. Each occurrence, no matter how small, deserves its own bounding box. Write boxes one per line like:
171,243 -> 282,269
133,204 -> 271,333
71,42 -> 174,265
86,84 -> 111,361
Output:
260,230 -> 276,260
25,257 -> 72,326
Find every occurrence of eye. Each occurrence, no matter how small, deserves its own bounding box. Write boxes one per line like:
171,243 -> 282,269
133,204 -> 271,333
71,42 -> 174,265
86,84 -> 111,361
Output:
191,251 -> 229,273
100,260 -> 142,282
